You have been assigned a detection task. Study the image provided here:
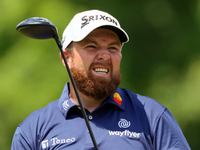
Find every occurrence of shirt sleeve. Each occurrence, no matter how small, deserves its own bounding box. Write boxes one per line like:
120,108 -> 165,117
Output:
153,109 -> 191,150
11,126 -> 34,150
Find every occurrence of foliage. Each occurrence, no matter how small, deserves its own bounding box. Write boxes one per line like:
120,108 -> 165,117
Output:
0,0 -> 199,149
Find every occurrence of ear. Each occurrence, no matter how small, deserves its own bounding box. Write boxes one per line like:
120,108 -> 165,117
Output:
60,50 -> 70,67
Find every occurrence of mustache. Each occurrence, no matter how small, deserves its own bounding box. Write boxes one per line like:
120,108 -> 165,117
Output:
90,62 -> 112,68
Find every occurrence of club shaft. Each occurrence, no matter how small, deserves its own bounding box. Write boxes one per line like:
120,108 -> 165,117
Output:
54,36 -> 99,150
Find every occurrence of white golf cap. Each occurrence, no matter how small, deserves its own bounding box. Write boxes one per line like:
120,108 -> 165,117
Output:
62,10 -> 129,50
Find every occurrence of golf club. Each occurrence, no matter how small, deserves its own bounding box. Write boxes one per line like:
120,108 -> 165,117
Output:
16,17 -> 99,150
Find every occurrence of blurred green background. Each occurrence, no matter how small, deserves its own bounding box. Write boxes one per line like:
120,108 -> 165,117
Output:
0,0 -> 199,149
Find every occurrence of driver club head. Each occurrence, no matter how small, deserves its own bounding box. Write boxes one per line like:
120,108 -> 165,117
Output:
16,17 -> 58,39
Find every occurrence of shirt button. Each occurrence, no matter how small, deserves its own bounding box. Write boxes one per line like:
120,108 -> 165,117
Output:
77,106 -> 81,110
88,115 -> 93,120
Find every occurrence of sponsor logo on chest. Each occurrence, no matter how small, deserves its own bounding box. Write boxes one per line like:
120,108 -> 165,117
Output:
108,118 -> 141,139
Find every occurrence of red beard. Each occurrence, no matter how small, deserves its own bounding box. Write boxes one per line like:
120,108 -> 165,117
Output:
70,63 -> 121,100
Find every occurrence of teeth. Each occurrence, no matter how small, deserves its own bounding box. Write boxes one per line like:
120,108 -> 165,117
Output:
95,68 -> 108,74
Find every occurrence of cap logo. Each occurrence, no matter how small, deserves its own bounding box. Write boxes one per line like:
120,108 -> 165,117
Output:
81,14 -> 118,29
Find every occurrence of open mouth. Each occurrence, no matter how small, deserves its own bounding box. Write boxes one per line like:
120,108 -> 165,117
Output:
94,68 -> 109,74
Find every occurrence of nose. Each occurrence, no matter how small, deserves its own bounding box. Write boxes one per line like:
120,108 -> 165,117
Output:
96,48 -> 111,62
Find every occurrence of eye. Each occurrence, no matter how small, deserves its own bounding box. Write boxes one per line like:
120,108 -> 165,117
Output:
109,47 -> 116,50
87,45 -> 96,49
108,46 -> 119,52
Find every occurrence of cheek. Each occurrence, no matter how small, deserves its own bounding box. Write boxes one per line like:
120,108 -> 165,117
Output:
74,52 -> 93,71
113,54 -> 122,67
68,54 -> 82,69
112,54 -> 122,70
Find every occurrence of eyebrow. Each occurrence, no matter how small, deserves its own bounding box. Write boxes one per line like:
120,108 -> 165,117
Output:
80,39 -> 121,46
109,41 -> 122,46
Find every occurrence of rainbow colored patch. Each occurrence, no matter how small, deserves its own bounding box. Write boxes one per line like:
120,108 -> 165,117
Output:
113,93 -> 122,105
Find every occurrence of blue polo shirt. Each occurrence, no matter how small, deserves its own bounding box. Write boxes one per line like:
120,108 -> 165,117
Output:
11,83 -> 191,150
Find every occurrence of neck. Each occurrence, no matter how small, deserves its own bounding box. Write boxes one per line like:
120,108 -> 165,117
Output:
69,83 -> 105,112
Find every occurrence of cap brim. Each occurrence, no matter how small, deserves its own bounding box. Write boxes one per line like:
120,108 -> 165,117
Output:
100,25 -> 129,43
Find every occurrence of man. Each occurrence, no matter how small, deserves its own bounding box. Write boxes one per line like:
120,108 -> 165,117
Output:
11,10 -> 191,150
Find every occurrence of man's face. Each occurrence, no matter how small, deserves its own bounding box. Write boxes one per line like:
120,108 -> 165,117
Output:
67,28 -> 122,100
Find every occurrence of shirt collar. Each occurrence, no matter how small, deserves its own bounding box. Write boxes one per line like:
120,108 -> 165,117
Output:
58,82 -> 125,118
58,82 -> 76,118
102,87 -> 125,111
